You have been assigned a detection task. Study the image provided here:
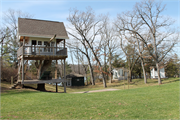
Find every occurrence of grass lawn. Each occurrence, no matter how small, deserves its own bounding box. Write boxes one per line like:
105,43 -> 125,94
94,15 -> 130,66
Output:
1,78 -> 179,119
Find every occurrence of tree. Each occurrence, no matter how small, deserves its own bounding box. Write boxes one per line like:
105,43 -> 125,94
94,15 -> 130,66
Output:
2,9 -> 33,65
112,54 -> 125,68
99,16 -> 119,83
115,0 -> 179,84
67,7 -> 107,87
165,54 -> 180,77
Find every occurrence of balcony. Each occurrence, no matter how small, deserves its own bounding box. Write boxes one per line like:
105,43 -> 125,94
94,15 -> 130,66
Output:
17,46 -> 67,60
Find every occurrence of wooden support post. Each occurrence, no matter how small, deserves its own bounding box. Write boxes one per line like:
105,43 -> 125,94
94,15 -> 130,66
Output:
64,58 -> 66,93
56,40 -> 57,55
63,39 -> 65,48
18,59 -> 22,80
22,58 -> 24,84
53,47 -> 54,56
24,64 -> 27,80
22,37 -> 25,84
55,60 -> 58,79
55,60 -> 58,92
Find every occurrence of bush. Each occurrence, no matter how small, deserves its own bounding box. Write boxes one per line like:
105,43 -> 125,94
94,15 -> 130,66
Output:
1,67 -> 18,83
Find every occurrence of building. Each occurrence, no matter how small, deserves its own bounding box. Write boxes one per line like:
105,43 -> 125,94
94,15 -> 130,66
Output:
66,73 -> 85,86
13,18 -> 69,92
112,67 -> 128,80
150,66 -> 166,78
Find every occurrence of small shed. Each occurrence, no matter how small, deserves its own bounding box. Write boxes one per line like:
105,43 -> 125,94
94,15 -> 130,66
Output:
112,67 -> 128,80
150,66 -> 166,78
66,74 -> 85,86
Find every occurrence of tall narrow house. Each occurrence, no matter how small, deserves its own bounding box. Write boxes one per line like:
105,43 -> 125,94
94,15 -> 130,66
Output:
15,18 -> 69,92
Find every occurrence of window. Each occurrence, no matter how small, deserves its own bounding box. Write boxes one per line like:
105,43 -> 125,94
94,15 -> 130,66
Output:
51,42 -> 55,52
31,40 -> 37,53
38,41 -> 42,45
32,40 -> 37,45
37,41 -> 42,53
44,41 -> 50,52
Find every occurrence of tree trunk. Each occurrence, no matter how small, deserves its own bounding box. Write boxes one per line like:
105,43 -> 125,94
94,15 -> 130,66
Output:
129,69 -> 132,82
109,52 -> 112,83
156,63 -> 162,85
88,61 -> 95,85
140,57 -> 147,84
36,60 -> 52,91
101,72 -> 107,88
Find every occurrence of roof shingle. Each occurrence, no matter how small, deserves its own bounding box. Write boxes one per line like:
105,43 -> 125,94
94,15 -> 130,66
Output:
18,18 -> 69,39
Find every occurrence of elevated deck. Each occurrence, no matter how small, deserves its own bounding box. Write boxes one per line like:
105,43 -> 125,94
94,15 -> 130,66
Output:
18,79 -> 65,84
17,46 -> 67,60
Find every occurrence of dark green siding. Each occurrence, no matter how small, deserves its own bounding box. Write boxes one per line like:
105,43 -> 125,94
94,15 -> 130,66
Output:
71,77 -> 84,86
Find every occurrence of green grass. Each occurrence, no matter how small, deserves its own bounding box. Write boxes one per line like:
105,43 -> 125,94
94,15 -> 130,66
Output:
1,79 -> 179,119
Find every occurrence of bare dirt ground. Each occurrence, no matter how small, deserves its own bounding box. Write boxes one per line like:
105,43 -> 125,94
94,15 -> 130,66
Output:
71,88 -> 120,93
1,86 -> 10,93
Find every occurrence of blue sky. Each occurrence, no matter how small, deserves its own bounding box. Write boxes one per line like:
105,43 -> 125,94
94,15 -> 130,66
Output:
1,0 -> 179,25
0,0 -> 180,61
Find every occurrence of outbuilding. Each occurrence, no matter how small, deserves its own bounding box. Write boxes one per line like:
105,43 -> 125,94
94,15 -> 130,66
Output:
150,66 -> 166,78
66,74 -> 85,86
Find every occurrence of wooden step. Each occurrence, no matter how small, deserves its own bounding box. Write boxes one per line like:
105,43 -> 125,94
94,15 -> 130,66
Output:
10,82 -> 20,89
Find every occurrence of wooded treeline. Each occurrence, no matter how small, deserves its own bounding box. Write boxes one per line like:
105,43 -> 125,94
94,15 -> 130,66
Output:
1,0 -> 179,88
66,0 -> 179,87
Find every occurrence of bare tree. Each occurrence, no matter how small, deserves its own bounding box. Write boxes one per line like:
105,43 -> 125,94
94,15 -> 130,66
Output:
67,7 -> 107,87
99,16 -> 118,83
117,31 -> 140,82
115,0 -> 179,84
115,10 -> 148,83
2,9 -> 33,66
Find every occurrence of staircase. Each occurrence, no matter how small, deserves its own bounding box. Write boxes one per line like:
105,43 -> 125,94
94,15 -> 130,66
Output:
10,81 -> 21,89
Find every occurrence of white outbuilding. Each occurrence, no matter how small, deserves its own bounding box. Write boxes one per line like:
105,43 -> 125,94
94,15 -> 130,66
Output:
150,66 -> 166,78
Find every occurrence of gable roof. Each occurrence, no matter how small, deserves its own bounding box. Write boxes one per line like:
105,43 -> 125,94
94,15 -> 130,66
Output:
18,18 -> 69,39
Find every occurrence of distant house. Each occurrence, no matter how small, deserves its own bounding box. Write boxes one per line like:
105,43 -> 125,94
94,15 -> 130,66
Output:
150,66 -> 166,78
66,73 -> 85,86
112,67 -> 128,80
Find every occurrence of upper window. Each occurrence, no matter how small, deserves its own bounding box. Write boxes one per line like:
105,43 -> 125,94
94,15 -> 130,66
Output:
32,40 -> 37,45
38,41 -> 42,45
44,41 -> 49,46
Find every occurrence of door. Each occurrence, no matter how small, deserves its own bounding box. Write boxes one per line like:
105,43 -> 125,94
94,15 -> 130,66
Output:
31,40 -> 37,54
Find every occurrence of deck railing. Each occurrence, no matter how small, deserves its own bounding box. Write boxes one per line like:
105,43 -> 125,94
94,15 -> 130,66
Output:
17,46 -> 67,57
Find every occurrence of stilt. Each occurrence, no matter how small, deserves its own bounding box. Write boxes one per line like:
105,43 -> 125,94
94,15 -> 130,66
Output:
22,37 -> 25,84
64,58 -> 66,93
55,60 -> 58,92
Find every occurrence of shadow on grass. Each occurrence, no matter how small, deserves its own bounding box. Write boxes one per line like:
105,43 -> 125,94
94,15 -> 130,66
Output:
1,90 -> 38,96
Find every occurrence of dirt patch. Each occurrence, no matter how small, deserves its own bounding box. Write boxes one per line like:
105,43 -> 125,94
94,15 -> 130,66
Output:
1,86 -> 11,93
71,88 -> 120,93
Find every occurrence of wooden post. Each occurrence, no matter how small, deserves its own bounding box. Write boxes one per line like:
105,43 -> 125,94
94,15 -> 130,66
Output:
63,39 -> 65,48
18,59 -> 22,80
11,76 -> 13,85
22,37 -> 25,84
22,58 -> 24,84
55,60 -> 58,92
24,64 -> 27,80
56,39 -> 57,55
64,58 -> 66,93
53,47 -> 54,56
